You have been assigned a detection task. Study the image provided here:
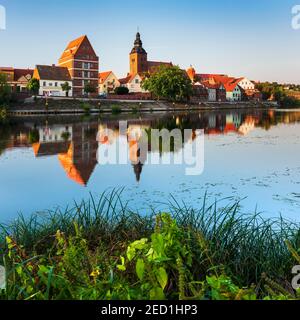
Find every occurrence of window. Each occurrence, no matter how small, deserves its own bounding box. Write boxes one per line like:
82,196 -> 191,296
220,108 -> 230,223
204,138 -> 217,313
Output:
43,81 -> 46,86
55,82 -> 58,87
83,62 -> 90,69
49,83 -> 53,87
135,79 -> 139,84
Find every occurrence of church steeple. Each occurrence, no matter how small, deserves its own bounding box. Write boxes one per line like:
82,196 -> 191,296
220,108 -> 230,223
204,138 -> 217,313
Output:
131,32 -> 147,54
130,32 -> 148,75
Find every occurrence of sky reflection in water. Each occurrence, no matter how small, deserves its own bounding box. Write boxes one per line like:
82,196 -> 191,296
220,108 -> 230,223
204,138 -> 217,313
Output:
0,108 -> 300,223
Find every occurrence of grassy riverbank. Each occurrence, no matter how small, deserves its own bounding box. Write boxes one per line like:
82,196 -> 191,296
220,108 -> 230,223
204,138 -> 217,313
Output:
0,191 -> 299,300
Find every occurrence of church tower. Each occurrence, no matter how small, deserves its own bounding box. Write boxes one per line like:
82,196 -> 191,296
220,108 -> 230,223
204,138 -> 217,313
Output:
129,32 -> 148,75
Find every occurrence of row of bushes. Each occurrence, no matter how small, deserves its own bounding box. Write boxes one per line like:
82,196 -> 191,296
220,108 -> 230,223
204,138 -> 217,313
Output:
80,102 -> 144,114
0,191 -> 300,300
280,96 -> 300,108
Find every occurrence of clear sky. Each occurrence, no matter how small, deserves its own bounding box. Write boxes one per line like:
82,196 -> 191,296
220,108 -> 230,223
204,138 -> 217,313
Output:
0,0 -> 300,83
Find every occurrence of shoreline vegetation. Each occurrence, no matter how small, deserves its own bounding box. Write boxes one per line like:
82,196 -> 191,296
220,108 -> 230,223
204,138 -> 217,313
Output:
0,190 -> 299,300
7,98 -> 278,116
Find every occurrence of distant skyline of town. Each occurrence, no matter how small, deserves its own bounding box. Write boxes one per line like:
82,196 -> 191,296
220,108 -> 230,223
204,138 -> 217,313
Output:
0,0 -> 300,84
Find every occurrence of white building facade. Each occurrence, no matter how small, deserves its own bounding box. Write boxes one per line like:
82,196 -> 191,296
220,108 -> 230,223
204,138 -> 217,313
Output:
226,85 -> 242,102
236,77 -> 255,91
33,65 -> 73,97
38,79 -> 73,97
99,71 -> 120,95
119,74 -> 147,93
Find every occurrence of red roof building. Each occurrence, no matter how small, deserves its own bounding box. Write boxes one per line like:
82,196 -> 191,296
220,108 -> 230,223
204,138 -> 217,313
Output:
58,35 -> 99,97
0,67 -> 33,92
99,71 -> 120,94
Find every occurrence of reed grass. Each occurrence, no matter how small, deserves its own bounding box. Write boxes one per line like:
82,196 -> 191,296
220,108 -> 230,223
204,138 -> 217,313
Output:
0,189 -> 299,289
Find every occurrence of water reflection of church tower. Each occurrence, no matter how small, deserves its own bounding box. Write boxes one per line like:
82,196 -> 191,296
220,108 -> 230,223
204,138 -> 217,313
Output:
129,139 -> 145,182
128,124 -> 148,183
133,162 -> 143,182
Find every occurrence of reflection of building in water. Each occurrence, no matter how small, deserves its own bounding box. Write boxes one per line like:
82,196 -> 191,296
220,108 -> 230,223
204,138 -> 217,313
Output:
226,113 -> 242,129
59,123 -> 98,186
238,116 -> 256,136
97,122 -> 150,182
133,162 -> 143,182
128,124 -> 149,182
5,133 -> 30,149
129,139 -> 146,182
31,123 -> 97,186
98,124 -> 120,145
4,110 -> 300,189
32,125 -> 72,157
38,125 -> 73,143
206,112 -> 253,136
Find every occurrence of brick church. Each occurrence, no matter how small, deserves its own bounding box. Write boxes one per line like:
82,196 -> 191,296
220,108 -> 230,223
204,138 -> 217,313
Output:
129,32 -> 172,76
118,32 -> 173,92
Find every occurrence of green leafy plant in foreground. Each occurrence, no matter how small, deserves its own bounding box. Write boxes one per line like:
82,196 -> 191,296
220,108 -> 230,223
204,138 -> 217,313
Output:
1,212 -> 300,301
117,213 -> 193,300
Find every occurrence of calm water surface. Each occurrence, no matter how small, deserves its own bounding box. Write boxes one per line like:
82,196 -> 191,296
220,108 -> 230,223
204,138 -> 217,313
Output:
1,108 -> 300,223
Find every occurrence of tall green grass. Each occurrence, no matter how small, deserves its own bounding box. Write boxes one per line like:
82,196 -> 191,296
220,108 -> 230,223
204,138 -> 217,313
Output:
0,189 -> 299,290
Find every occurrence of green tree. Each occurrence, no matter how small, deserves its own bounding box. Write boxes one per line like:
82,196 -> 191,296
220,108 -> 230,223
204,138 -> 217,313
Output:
61,82 -> 72,97
141,65 -> 193,102
84,82 -> 97,96
114,86 -> 129,95
0,73 -> 11,105
27,78 -> 40,96
273,89 -> 284,102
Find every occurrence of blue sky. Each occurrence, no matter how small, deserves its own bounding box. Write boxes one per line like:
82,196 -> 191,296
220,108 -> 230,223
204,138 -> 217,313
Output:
0,0 -> 300,83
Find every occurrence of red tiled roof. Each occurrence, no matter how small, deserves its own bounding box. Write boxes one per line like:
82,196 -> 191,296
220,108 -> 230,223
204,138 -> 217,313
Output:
99,71 -> 112,83
0,67 -> 14,71
119,75 -> 132,85
199,74 -> 228,80
147,61 -> 173,74
59,35 -> 89,60
223,79 -> 241,92
148,61 -> 173,68
223,123 -> 237,134
13,68 -> 34,81
119,73 -> 143,84
200,80 -> 220,89
200,75 -> 241,92
35,65 -> 71,81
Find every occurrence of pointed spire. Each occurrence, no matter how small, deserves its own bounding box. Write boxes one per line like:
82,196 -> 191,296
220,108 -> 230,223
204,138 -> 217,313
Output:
134,32 -> 143,48
131,31 -> 147,54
